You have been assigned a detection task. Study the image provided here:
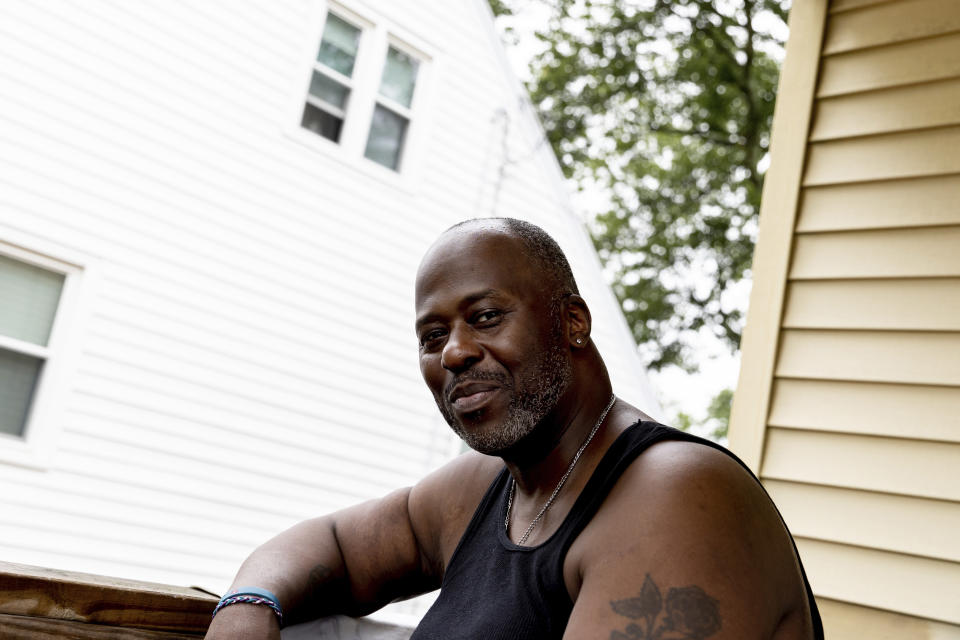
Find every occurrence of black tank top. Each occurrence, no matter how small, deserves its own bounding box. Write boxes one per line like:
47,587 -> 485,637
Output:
410,421 -> 824,640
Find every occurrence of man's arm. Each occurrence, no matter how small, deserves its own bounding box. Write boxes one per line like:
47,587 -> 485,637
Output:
205,487 -> 431,639
205,451 -> 500,639
562,442 -> 815,640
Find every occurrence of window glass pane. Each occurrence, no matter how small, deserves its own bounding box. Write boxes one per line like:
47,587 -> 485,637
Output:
0,254 -> 64,346
364,105 -> 408,170
308,71 -> 349,110
317,13 -> 361,77
302,103 -> 344,142
379,46 -> 419,108
0,347 -> 42,437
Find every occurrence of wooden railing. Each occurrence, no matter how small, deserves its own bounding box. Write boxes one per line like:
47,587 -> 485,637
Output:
0,561 -> 217,639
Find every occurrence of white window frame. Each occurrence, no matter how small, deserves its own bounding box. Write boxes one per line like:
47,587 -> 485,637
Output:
0,237 -> 96,470
285,0 -> 437,189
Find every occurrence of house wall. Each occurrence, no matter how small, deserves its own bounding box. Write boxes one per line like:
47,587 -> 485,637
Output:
0,0 -> 658,624
730,0 -> 960,635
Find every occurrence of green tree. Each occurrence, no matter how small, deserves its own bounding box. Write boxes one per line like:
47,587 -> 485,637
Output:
704,387 -> 733,440
493,0 -> 788,372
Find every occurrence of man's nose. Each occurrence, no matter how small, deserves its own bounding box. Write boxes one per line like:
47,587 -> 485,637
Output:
441,325 -> 482,373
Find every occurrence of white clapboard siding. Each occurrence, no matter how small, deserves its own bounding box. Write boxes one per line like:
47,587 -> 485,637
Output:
730,0 -> 960,632
0,0 -> 657,618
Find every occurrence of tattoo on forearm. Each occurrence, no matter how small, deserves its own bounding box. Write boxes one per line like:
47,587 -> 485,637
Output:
609,573 -> 721,640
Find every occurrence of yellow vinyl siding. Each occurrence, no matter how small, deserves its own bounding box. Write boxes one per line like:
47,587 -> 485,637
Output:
797,175 -> 960,232
730,0 -> 960,633
819,599 -> 960,640
823,0 -> 960,54
765,480 -> 960,562
762,428 -> 960,501
797,539 -> 960,624
804,126 -> 960,185
768,379 -> 960,442
790,227 -> 960,278
783,279 -> 960,331
817,31 -> 960,97
830,0 -> 902,14
775,330 -> 960,385
811,77 -> 960,140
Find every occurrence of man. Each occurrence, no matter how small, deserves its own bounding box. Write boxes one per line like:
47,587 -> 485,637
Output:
205,218 -> 823,640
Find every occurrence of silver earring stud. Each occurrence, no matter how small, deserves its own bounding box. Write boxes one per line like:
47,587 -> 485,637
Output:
576,337 -> 584,344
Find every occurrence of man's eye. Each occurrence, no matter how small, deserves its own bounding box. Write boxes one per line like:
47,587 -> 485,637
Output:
474,310 -> 502,325
420,329 -> 446,347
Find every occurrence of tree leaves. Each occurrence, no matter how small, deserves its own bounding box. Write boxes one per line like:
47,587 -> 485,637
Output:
491,0 -> 789,370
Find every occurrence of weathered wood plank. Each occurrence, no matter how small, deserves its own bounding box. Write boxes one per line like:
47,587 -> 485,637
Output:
0,562 -> 216,633
0,613 -> 203,639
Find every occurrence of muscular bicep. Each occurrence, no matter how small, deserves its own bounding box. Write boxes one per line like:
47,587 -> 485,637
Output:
563,443 -> 812,640
325,451 -> 501,616
319,487 -> 437,616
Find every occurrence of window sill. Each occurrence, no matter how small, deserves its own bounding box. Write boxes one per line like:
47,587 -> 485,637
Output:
282,123 -> 423,196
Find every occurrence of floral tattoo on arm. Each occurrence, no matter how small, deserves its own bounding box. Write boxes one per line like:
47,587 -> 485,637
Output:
609,574 -> 721,640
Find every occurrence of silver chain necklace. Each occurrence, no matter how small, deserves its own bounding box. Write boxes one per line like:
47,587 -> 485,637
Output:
505,394 -> 617,545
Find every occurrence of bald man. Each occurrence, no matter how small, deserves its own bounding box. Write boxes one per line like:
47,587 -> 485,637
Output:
205,219 -> 823,640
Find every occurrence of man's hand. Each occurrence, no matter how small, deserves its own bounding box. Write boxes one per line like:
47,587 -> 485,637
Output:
205,603 -> 280,640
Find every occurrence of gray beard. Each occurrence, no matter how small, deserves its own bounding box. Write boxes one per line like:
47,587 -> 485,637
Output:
438,341 -> 573,455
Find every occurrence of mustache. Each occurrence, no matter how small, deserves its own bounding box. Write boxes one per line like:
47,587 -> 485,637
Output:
444,370 -> 511,402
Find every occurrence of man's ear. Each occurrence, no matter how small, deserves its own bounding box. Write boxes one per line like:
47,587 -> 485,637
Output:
565,294 -> 592,348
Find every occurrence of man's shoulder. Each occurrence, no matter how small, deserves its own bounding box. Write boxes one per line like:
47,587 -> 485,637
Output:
569,430 -> 795,580
406,450 -> 503,572
564,434 -> 813,638
599,433 -> 769,530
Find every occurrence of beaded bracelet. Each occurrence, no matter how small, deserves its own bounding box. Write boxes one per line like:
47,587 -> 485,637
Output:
212,587 -> 283,626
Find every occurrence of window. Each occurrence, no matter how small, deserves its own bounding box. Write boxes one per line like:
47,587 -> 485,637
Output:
364,46 -> 419,170
0,254 -> 65,439
294,5 -> 429,174
302,12 -> 362,143
0,240 -> 88,468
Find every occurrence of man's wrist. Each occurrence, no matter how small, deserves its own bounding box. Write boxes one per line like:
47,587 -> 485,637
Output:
212,587 -> 284,627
